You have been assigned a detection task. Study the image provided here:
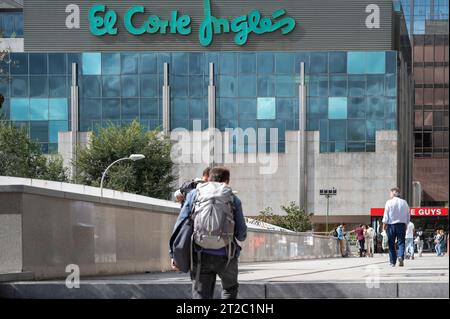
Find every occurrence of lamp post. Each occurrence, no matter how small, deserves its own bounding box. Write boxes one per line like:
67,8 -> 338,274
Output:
319,187 -> 337,233
100,154 -> 145,197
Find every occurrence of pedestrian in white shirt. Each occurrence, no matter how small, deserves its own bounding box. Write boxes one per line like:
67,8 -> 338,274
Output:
405,221 -> 415,260
364,225 -> 375,257
382,187 -> 410,267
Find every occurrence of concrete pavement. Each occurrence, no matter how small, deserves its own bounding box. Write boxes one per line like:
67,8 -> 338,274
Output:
0,253 -> 448,299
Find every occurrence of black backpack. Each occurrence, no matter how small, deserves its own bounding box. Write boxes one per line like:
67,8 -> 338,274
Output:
332,228 -> 339,237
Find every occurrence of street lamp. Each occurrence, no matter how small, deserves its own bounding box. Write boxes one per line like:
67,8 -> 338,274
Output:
100,154 -> 145,197
319,187 -> 337,234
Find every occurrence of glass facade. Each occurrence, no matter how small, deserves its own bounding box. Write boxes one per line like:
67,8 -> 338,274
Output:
0,51 -> 398,154
0,11 -> 23,37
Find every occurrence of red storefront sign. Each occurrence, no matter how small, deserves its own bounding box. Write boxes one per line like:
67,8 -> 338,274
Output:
371,207 -> 449,217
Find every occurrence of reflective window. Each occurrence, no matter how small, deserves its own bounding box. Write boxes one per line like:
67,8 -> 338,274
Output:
121,53 -> 139,75
172,53 -> 189,75
189,53 -> 204,75
49,76 -> 67,98
11,76 -> 28,97
219,98 -> 238,120
239,99 -> 257,120
385,51 -> 397,74
140,75 -> 158,98
102,76 -> 120,98
0,77 -> 10,97
80,99 -> 101,130
30,99 -> 48,120
385,74 -> 396,97
365,52 -> 385,74
257,76 -> 275,97
219,76 -> 237,98
347,52 -> 365,74
329,75 -> 347,96
367,97 -> 385,119
238,75 -> 256,98
307,97 -> 328,130
30,121 -> 48,143
189,75 -> 204,98
348,120 -> 366,141
29,54 -> 47,74
348,75 -> 365,97
172,76 -> 189,98
30,76 -> 48,98
157,53 -> 171,74
49,98 -> 68,121
308,75 -> 328,97
257,97 -> 276,120
257,53 -> 274,75
276,53 -> 295,75
385,98 -> 396,119
348,97 -> 366,119
121,75 -> 139,97
82,53 -> 101,75
276,76 -> 295,97
49,121 -> 68,143
102,53 -> 121,75
310,52 -> 328,74
48,53 -> 66,75
172,98 -> 189,123
220,53 -> 237,75
328,97 -> 347,119
10,53 -> 28,75
366,75 -> 385,96
277,98 -> 295,121
102,98 -> 120,119
140,98 -> 159,119
10,98 -> 29,121
329,120 -> 347,141
329,52 -> 347,73
239,53 -> 256,74
140,53 -> 157,74
189,98 -> 206,120
121,99 -> 140,119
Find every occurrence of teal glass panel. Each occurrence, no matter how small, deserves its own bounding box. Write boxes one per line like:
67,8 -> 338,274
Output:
257,97 -> 276,120
239,99 -> 257,120
82,76 -> 102,98
335,142 -> 346,152
49,53 -> 66,75
220,53 -> 237,75
320,142 -> 329,153
10,98 -> 29,121
218,76 -> 237,98
367,97 -> 385,119
319,119 -> 328,142
80,99 -> 101,131
29,53 -> 47,74
347,52 -> 365,74
189,75 -> 204,98
172,98 -> 189,120
67,53 -> 81,74
102,53 -> 121,75
140,53 -> 157,74
121,99 -> 140,119
366,143 -> 375,152
276,76 -> 295,97
330,75 -> 347,96
348,75 -> 365,97
49,76 -> 67,98
189,98 -> 206,120
157,53 -> 171,74
238,75 -> 256,98
30,76 -> 49,98
102,76 -> 120,97
257,76 -> 275,97
10,53 -> 28,75
11,76 -> 28,97
49,98 -> 68,120
121,53 -> 139,75
121,75 -> 139,97
102,98 -> 120,119
310,52 -> 328,74
348,119 -> 366,141
277,98 -> 294,121
295,53 -> 310,73
276,53 -> 295,75
366,119 -> 385,140
366,75 -> 385,96
140,75 -> 158,98
257,53 -> 274,75
189,53 -> 204,75
30,98 -> 48,120
308,75 -> 328,97
386,51 -> 397,74
30,121 -> 48,143
307,97 -> 328,130
348,97 -> 366,119
219,98 -> 238,120
385,118 -> 396,129
239,53 -> 256,74
140,98 -> 159,119
328,97 -> 347,119
329,120 -> 347,141
329,52 -> 347,73
172,53 -> 189,75
385,97 -> 397,119
0,76 -> 10,97
385,74 -> 396,97
365,52 -> 385,74
347,142 -> 365,152
49,121 -> 68,143
82,53 -> 101,75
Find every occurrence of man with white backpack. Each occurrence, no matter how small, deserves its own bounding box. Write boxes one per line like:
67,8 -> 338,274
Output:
170,167 -> 247,299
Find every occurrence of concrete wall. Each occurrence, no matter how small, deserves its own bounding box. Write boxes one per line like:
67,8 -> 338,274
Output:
58,132 -> 91,180
175,130 -> 398,218
0,177 -> 339,279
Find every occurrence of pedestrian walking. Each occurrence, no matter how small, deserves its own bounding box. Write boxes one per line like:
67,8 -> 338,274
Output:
382,187 -> 410,267
336,224 -> 347,257
415,229 -> 424,257
364,225 -> 375,257
434,230 -> 442,256
438,229 -> 447,257
354,224 -> 366,257
405,221 -> 415,260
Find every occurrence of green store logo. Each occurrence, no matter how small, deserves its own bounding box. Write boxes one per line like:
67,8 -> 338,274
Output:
88,0 -> 296,46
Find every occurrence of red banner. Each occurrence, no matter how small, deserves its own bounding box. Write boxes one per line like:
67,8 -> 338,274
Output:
371,207 -> 449,217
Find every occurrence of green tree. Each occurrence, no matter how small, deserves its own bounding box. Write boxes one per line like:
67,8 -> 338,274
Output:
0,119 -> 68,181
254,202 -> 312,232
75,120 -> 176,199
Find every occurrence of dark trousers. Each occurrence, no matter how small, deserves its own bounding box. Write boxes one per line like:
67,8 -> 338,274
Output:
358,239 -> 366,257
387,223 -> 406,265
190,252 -> 239,299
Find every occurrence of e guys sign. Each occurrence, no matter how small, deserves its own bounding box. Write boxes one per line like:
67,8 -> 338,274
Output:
88,0 -> 296,46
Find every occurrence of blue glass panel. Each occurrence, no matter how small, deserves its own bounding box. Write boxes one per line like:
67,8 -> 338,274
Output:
385,118 -> 396,129
307,97 -> 328,130
102,76 -> 120,98
49,98 -> 68,120
10,53 -> 28,75
257,97 -> 276,120
319,119 -> 328,142
48,53 -> 66,75
121,53 -> 139,75
276,53 -> 295,75
29,53 -> 47,74
80,76 -> 101,98
348,97 -> 366,119
257,53 -> 274,75
385,51 -> 397,74
347,52 -> 365,74
366,119 -> 384,140
189,98 -> 206,120
277,98 -> 294,121
365,52 -> 385,74
13,121 -> 29,133
385,97 -> 397,119
172,53 -> 189,75
10,98 -> 29,121
329,52 -> 347,74
172,76 -> 189,98
102,53 -> 120,75
366,75 -> 385,96
189,53 -> 204,75
308,75 -> 328,97
102,98 -> 120,119
335,142 -> 346,152
218,76 -> 237,98
276,75 -> 295,97
366,143 -> 375,152
205,52 -> 218,68
140,75 -> 158,98
80,99 -> 101,131
367,97 -> 385,120
157,53 -> 171,74
67,53 -> 81,74
82,53 -> 101,75
121,75 -> 139,97
239,53 -> 256,74
172,98 -> 189,126
140,53 -> 157,74
30,76 -> 48,98
30,121 -> 48,143
11,76 -> 28,97
0,77 -> 10,97
0,98 -> 9,118
140,98 -> 159,119
329,120 -> 347,141
328,97 -> 347,119
320,142 -> 329,153
347,142 -> 365,152
239,99 -> 257,120
220,53 -> 237,75
238,75 -> 256,98
385,74 -> 396,97
188,75 -> 204,98
329,75 -> 347,96
347,119 -> 366,141
310,52 -> 328,74
49,76 -> 67,98
257,76 -> 275,97
295,53 -> 310,73
217,119 -> 238,131
219,98 -> 238,120
49,121 -> 68,143
48,143 -> 58,154
348,75 -> 365,97
121,99 -> 140,119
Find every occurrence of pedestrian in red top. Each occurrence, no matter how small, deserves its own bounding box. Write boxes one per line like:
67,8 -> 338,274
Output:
355,224 -> 366,257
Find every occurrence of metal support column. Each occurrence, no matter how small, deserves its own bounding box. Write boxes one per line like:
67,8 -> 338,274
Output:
298,62 -> 307,210
70,62 -> 79,181
208,62 -> 216,167
162,63 -> 170,136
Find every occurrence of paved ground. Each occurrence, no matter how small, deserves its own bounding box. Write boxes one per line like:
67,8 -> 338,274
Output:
1,253 -> 448,298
